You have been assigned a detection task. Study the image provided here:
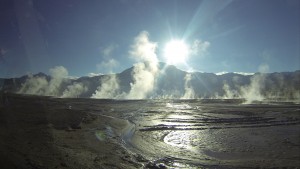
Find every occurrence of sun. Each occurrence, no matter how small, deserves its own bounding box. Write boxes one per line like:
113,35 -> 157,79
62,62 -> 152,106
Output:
164,40 -> 189,65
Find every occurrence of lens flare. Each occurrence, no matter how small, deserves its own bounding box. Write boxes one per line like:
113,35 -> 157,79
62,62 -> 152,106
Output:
164,40 -> 189,65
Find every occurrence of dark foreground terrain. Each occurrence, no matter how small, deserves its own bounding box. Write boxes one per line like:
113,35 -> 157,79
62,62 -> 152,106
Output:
0,93 -> 299,168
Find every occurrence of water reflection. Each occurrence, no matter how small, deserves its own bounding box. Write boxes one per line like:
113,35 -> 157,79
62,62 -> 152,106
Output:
131,100 -> 300,168
166,102 -> 193,110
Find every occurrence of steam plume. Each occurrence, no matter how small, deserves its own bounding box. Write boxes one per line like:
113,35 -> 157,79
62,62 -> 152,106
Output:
47,66 -> 68,96
126,31 -> 158,99
240,64 -> 268,103
18,74 -> 48,95
181,73 -> 195,99
222,83 -> 240,99
18,66 -> 68,96
91,74 -> 120,99
61,82 -> 88,98
240,75 -> 265,103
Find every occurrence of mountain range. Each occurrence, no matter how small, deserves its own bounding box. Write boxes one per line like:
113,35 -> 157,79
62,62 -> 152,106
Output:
1,63 -> 300,101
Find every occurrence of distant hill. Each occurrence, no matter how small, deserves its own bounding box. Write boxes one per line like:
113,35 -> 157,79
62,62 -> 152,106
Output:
1,63 -> 299,101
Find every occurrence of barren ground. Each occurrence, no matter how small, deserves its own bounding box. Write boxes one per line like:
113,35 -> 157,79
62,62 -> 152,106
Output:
0,94 -> 299,168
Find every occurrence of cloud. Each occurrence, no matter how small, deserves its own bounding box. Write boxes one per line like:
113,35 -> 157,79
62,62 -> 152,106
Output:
190,39 -> 210,56
126,31 -> 159,99
61,82 -> 88,98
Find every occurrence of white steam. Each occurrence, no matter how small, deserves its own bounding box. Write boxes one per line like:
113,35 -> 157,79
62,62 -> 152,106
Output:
18,66 -> 69,96
61,82 -> 88,98
240,64 -> 269,103
97,59 -> 119,73
240,74 -> 265,103
129,31 -> 158,64
222,83 -> 240,99
91,31 -> 159,99
97,44 -> 119,73
91,74 -> 120,99
181,73 -> 195,99
126,31 -> 159,99
18,74 -> 48,95
47,66 -> 68,96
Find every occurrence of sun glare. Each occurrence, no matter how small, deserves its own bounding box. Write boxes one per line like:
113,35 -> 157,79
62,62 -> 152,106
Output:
164,40 -> 189,65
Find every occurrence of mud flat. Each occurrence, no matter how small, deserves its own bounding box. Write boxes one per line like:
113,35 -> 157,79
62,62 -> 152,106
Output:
0,94 -> 144,169
0,94 -> 300,168
130,101 -> 300,168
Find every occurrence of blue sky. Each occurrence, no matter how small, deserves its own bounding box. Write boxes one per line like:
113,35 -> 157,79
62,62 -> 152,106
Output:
0,0 -> 299,77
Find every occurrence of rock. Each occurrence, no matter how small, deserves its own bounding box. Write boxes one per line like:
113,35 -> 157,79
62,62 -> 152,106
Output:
145,162 -> 167,169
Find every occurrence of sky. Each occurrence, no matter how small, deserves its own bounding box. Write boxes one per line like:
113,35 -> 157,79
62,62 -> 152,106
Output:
0,0 -> 299,78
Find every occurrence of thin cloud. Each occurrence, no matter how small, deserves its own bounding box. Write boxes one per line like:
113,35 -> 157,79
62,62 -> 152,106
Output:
191,39 -> 210,57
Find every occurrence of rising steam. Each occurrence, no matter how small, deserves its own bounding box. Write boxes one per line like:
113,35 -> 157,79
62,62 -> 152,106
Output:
181,73 -> 195,99
18,66 -> 68,96
14,31 -> 299,102
91,74 -> 120,99
126,31 -> 159,99
18,66 -> 88,97
18,74 -> 49,95
239,64 -> 269,103
61,82 -> 88,98
90,31 -> 160,99
222,82 -> 240,99
47,66 -> 68,96
240,74 -> 265,103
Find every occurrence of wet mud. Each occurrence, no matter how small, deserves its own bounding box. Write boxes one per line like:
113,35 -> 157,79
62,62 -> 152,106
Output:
130,101 -> 300,168
0,94 -> 299,168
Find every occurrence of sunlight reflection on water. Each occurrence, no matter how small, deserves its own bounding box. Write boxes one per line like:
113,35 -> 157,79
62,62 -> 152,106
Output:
166,103 -> 192,110
131,100 -> 300,168
164,131 -> 194,148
